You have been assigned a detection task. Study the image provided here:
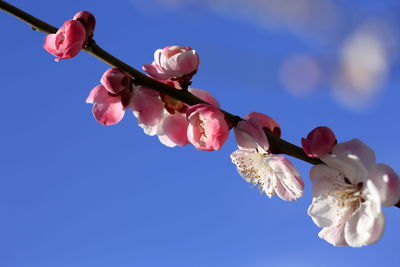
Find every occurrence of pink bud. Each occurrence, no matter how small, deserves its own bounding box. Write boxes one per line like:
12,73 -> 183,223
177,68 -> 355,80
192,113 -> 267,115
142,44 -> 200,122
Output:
301,126 -> 336,158
234,118 -> 270,153
100,68 -> 132,95
143,46 -> 200,81
43,20 -> 86,62
73,11 -> 96,38
187,104 -> 229,151
245,112 -> 281,138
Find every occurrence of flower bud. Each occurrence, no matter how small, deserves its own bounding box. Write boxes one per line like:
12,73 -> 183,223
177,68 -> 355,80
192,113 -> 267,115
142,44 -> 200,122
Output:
245,112 -> 281,138
187,104 -> 229,151
43,20 -> 86,62
73,11 -> 96,39
301,126 -> 336,158
100,68 -> 132,95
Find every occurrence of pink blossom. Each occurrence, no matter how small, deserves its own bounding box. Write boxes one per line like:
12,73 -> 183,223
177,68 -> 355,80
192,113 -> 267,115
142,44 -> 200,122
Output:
231,116 -> 303,201
234,117 -> 270,153
131,86 -> 218,147
142,46 -> 199,81
245,112 -> 281,138
101,68 -> 132,95
307,139 -> 400,247
301,126 -> 336,158
43,20 -> 86,62
86,69 -> 133,126
73,11 -> 96,39
186,104 -> 229,151
86,85 -> 125,126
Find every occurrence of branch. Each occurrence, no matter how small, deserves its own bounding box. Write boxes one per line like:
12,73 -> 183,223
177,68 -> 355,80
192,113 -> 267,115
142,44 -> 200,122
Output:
1,0 -> 399,208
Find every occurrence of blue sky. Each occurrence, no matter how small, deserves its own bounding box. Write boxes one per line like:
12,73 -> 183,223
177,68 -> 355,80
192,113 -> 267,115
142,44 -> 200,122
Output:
1,0 -> 400,266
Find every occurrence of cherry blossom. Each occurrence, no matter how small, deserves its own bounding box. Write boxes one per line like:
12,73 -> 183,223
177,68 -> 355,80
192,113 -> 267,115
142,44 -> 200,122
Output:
131,85 -> 218,147
301,126 -> 336,158
307,139 -> 400,247
142,46 -> 199,82
187,104 -> 229,151
86,68 -> 133,126
43,19 -> 86,62
231,114 -> 304,201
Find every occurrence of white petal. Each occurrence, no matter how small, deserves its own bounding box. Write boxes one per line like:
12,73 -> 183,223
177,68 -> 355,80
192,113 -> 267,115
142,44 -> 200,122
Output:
308,194 -> 341,227
367,212 -> 385,245
266,155 -> 303,201
318,223 -> 348,247
344,186 -> 381,247
317,206 -> 354,246
309,164 -> 342,197
321,153 -> 369,184
369,163 -> 400,207
331,139 -> 375,169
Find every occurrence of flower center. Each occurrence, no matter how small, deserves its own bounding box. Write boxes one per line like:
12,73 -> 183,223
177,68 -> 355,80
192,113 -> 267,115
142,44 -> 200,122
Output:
334,174 -> 364,209
232,152 -> 273,195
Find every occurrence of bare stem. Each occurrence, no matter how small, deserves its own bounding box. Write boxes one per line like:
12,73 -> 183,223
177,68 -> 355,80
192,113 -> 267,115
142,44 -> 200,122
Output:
1,0 -> 399,208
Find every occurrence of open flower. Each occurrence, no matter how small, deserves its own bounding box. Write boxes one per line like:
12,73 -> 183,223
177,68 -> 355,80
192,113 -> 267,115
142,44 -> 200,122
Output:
307,139 -> 400,247
142,46 -> 199,82
131,85 -> 218,147
231,114 -> 304,201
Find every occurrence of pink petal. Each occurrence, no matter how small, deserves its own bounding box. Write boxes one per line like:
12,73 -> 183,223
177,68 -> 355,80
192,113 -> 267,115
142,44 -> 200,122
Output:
245,112 -> 281,138
142,64 -> 170,81
159,114 -> 189,147
131,86 -> 164,126
266,155 -> 304,201
189,88 -> 219,107
100,68 -> 131,94
234,118 -> 270,153
86,85 -> 124,126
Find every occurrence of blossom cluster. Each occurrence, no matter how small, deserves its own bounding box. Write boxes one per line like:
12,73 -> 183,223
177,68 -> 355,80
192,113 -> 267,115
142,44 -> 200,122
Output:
42,11 -> 400,248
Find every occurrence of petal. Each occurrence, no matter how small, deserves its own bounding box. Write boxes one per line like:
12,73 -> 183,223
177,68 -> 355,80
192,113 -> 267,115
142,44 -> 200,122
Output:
158,114 -> 189,147
43,34 -> 59,56
135,116 -> 159,136
368,163 -> 400,207
321,152 -> 369,184
234,119 -> 269,153
318,222 -> 348,247
265,155 -> 303,201
309,164 -> 342,197
367,213 -> 385,245
142,64 -> 170,81
245,112 -> 281,138
189,88 -> 219,107
131,88 -> 165,126
317,206 -> 354,247
92,102 -> 124,126
344,181 -> 382,247
86,85 -> 124,126
308,194 -> 341,227
332,139 -> 376,169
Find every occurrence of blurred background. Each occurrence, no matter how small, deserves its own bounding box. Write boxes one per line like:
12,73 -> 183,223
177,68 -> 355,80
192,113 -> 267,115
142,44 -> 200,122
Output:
0,0 -> 399,266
